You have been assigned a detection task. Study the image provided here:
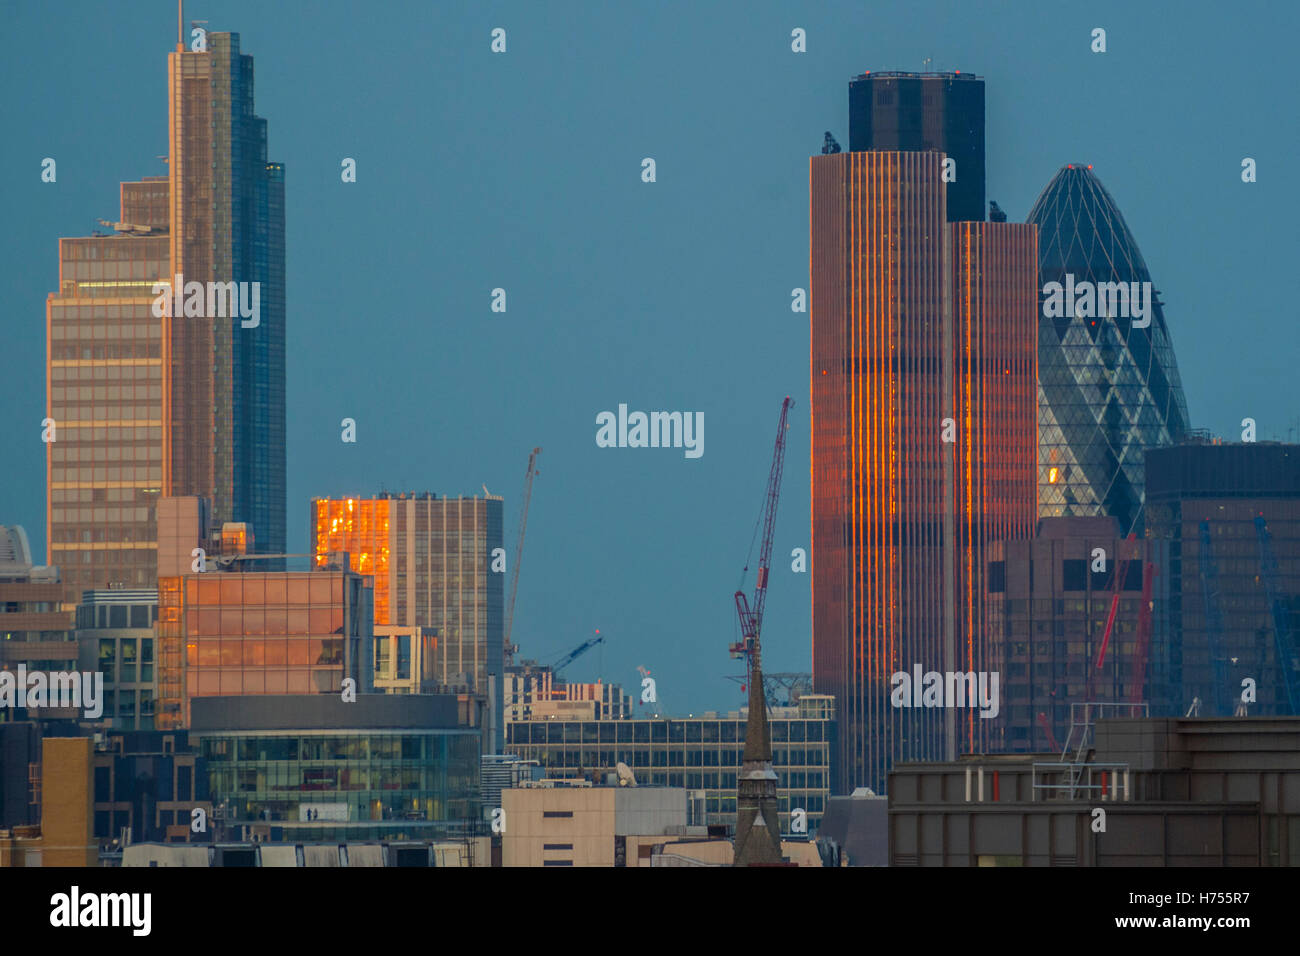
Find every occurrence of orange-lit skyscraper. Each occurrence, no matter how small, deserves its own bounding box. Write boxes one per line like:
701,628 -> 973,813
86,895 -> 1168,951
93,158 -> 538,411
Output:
166,28 -> 286,557
46,180 -> 170,597
810,149 -> 1037,794
310,493 -> 504,750
45,25 -> 285,599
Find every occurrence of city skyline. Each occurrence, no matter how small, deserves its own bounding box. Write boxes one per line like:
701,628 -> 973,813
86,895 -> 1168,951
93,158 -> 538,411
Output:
3,0 -> 1296,719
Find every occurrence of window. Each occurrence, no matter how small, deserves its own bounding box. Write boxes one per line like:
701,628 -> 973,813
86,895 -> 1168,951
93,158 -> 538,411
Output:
542,811 -> 573,819
542,843 -> 573,851
1063,560 -> 1086,592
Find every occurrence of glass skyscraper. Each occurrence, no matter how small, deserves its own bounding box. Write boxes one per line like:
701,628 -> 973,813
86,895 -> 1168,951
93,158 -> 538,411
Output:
1028,165 -> 1189,536
168,30 -> 286,556
810,147 -> 1038,794
310,493 -> 505,749
45,28 -> 286,596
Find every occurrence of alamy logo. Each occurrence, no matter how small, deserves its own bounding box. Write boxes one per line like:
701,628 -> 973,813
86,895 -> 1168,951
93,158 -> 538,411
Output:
0,666 -> 103,718
1042,274 -> 1151,328
890,665 -> 1000,718
151,274 -> 261,328
595,404 -> 703,459
50,886 -> 151,936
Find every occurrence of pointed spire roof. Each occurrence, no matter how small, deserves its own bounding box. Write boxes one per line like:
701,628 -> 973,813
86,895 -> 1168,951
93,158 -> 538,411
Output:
742,663 -> 772,763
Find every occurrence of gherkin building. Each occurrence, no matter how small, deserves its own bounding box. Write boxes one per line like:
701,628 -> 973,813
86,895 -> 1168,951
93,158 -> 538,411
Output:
1027,165 -> 1190,536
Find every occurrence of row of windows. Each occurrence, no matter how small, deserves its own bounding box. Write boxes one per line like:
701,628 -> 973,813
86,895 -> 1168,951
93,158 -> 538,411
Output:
512,746 -> 828,771
202,734 -> 466,763
47,429 -> 162,449
51,363 -> 162,380
506,720 -> 829,743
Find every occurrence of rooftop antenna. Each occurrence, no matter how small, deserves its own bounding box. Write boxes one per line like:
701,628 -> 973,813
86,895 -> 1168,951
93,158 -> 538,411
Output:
177,0 -> 184,51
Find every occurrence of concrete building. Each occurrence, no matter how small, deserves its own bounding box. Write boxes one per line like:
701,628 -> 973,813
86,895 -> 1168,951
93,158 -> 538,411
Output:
121,837 -> 491,867
501,782 -> 687,867
817,788 -> 889,866
505,662 -> 630,721
986,516 -> 1163,752
76,589 -> 158,730
505,695 -> 835,833
93,730 -> 208,849
0,527 -> 77,721
190,695 -> 484,843
888,716 -> 1300,866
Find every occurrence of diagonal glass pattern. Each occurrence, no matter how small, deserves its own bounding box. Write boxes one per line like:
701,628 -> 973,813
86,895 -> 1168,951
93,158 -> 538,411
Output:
1028,165 -> 1190,536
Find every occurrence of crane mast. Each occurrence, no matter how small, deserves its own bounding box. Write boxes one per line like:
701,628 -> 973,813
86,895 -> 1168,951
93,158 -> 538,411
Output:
731,397 -> 794,673
504,447 -> 541,667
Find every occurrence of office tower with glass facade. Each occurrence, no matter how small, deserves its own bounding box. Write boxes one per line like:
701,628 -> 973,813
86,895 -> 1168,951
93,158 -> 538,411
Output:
1145,441 -> 1300,717
46,27 -> 286,594
1028,165 -> 1190,536
156,555 -> 373,728
167,30 -> 286,557
310,494 -> 504,744
810,146 -> 1038,794
848,71 -> 985,222
191,695 -> 482,842
46,180 -> 170,597
75,589 -> 158,731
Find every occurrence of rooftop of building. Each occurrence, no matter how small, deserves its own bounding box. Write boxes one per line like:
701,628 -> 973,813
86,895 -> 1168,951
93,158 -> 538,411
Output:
190,694 -> 473,733
852,70 -> 981,80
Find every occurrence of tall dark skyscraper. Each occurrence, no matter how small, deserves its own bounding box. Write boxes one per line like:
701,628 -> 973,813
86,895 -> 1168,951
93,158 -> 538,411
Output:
1145,441 -> 1300,717
1028,165 -> 1189,537
168,27 -> 286,556
810,143 -> 1037,794
848,71 -> 985,222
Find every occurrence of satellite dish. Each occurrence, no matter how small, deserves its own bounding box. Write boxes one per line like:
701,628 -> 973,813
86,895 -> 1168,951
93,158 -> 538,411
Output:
615,762 -> 638,788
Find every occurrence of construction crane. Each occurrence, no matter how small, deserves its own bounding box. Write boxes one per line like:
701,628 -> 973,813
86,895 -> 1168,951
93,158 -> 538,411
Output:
1128,563 -> 1156,705
1254,515 -> 1299,714
731,397 -> 794,674
552,634 -> 605,676
1198,521 -> 1231,716
1035,712 -> 1063,754
503,447 -> 541,667
1087,533 -> 1137,700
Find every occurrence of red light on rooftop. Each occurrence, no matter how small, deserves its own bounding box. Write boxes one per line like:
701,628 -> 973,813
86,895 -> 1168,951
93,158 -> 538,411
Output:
1087,164 -> 1093,169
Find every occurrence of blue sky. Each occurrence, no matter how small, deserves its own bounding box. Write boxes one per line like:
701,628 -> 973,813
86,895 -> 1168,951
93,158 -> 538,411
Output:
2,0 -> 1296,713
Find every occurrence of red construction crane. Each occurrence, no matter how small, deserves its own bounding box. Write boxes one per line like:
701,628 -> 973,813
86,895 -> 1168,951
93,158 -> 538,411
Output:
731,397 -> 794,673
1086,533 -> 1136,701
1128,563 -> 1156,704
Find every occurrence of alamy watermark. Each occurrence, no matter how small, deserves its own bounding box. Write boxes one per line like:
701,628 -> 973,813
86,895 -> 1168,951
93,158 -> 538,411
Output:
0,666 -> 104,718
50,886 -> 150,936
151,274 -> 260,328
1042,274 -> 1150,328
595,404 -> 703,459
890,665 -> 1000,718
